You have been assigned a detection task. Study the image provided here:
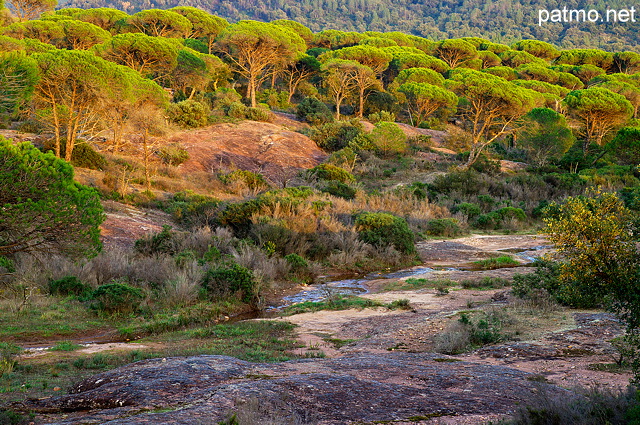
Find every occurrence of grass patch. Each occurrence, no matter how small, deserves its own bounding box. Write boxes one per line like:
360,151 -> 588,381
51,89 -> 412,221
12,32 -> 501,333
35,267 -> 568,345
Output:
282,296 -> 411,316
49,341 -> 82,352
323,337 -> 358,349
0,321 -> 301,405
459,277 -> 511,289
471,255 -> 520,270
383,278 -> 456,292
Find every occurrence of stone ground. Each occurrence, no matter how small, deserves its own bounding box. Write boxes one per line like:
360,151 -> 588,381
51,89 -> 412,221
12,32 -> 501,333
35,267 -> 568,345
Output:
12,235 -> 633,424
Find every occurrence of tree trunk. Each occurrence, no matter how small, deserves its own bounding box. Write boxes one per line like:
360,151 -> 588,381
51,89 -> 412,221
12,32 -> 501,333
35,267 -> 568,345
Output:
358,87 -> 365,118
143,128 -> 151,191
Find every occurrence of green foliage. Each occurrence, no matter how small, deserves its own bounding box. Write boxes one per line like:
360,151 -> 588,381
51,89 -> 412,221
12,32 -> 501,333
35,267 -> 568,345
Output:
134,225 -> 176,255
472,255 -> 519,270
0,138 -> 104,258
321,181 -> 357,200
245,106 -> 271,122
167,99 -> 209,128
305,121 -> 364,152
425,218 -> 464,237
164,191 -> 221,229
202,263 -> 260,304
48,276 -> 91,297
355,212 -> 415,254
543,190 -> 640,317
310,163 -> 355,183
158,143 -> 190,166
452,202 -> 481,219
0,51 -> 38,119
220,170 -> 270,191
296,97 -> 333,124
608,127 -> 640,166
518,107 -> 575,166
284,253 -> 308,269
370,121 -> 407,156
90,282 -> 145,316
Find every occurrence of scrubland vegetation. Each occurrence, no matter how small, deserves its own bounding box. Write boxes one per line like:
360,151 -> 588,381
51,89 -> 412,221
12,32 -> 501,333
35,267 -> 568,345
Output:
2,1 -> 640,423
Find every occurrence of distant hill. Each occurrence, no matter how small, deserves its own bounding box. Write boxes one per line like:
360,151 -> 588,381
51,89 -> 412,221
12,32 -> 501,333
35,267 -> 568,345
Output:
57,0 -> 640,51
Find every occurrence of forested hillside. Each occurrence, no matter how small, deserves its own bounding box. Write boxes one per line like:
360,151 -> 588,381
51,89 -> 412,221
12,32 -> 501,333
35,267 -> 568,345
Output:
57,0 -> 640,51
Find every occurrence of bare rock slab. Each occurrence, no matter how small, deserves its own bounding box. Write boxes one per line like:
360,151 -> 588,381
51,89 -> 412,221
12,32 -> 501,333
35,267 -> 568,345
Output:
20,353 -> 573,424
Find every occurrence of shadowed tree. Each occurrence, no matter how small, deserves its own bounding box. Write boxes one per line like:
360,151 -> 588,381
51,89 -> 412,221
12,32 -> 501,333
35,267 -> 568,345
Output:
0,51 -> 38,119
613,52 -> 640,74
563,87 -> 633,151
5,0 -> 56,21
448,68 -> 542,167
282,54 -> 320,102
517,107 -> 575,166
215,20 -> 305,107
555,49 -> 614,71
0,138 -> 104,258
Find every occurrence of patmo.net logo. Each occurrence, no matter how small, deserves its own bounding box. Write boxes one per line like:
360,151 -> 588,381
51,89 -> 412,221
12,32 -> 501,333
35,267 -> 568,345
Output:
538,6 -> 637,25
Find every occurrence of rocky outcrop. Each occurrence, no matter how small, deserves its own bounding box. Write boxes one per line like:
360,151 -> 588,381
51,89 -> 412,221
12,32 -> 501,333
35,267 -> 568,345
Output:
22,353 -> 573,424
172,121 -> 326,183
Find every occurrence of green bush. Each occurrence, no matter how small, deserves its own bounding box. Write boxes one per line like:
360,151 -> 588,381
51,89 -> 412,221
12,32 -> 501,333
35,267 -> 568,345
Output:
134,225 -> 176,255
227,101 -> 247,118
321,181 -> 357,200
311,163 -> 355,183
355,212 -> 416,254
452,202 -> 481,218
164,191 -> 221,229
158,143 -> 190,166
425,218 -> 464,237
472,255 -> 520,270
90,282 -> 145,316
220,170 -> 270,191
370,121 -> 407,156
284,253 -> 308,269
202,263 -> 260,304
296,97 -> 333,124
48,276 -> 91,297
368,110 -> 396,124
305,121 -> 363,152
42,140 -> 107,170
167,100 -> 209,128
245,106 -> 271,122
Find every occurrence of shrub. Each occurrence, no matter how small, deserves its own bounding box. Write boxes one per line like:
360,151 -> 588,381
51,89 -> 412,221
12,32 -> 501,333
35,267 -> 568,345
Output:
370,121 -> 407,156
227,102 -> 247,118
355,212 -> 416,254
48,276 -> 91,297
164,191 -> 221,229
257,89 -> 290,110
425,218 -> 464,237
310,163 -> 355,183
167,100 -> 209,128
452,202 -> 481,218
472,255 -> 519,270
220,170 -> 270,191
306,121 -> 364,152
42,140 -> 107,170
245,106 -> 271,122
368,110 -> 396,124
158,143 -> 189,166
284,253 -> 308,269
296,97 -> 333,124
321,181 -> 357,200
202,263 -> 260,304
134,225 -> 177,255
90,281 -> 145,316
0,342 -> 21,378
